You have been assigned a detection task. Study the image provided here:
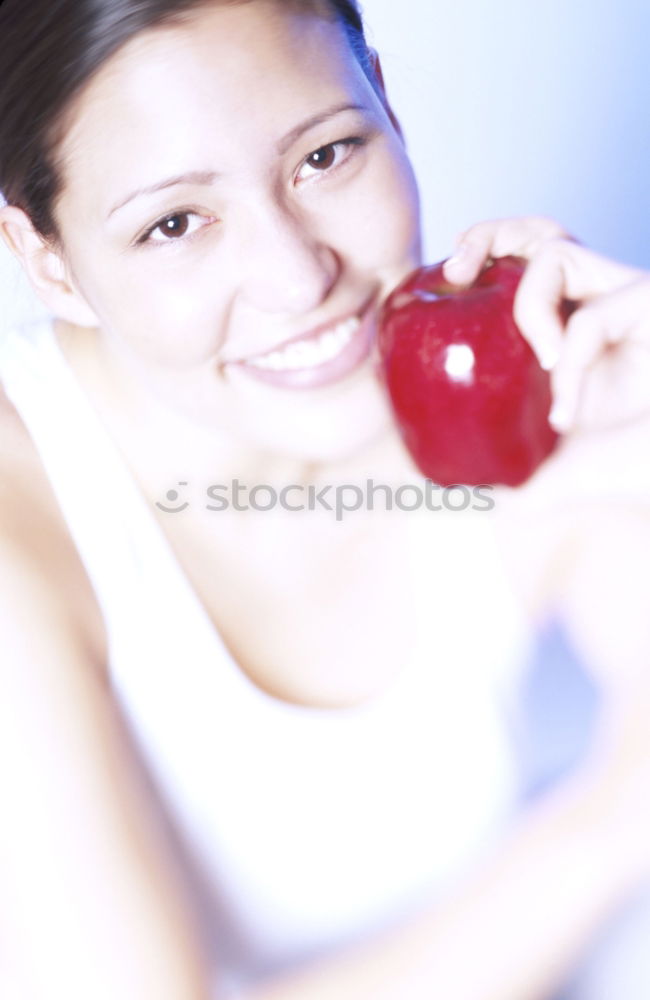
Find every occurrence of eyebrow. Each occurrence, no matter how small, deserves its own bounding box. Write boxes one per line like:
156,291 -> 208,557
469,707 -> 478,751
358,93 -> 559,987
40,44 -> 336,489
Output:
275,101 -> 370,155
106,101 -> 372,219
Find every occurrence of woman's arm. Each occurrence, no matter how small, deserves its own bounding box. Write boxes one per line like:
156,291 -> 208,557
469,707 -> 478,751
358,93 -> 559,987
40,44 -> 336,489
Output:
4,524 -> 650,1000
443,217 -> 650,688
243,226 -> 650,999
551,501 -> 650,692
0,532 -> 214,1000
244,747 -> 650,1000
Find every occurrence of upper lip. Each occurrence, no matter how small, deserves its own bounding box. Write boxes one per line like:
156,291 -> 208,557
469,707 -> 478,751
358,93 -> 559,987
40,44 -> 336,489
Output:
223,298 -> 373,367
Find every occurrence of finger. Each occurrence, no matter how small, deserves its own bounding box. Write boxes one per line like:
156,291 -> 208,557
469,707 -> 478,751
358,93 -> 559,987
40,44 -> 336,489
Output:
547,284 -> 648,432
443,215 -> 572,285
545,241 -> 643,303
442,231 -> 493,286
547,307 -> 610,431
488,215 -> 574,258
443,218 -> 521,285
512,240 -> 570,371
512,238 -> 641,371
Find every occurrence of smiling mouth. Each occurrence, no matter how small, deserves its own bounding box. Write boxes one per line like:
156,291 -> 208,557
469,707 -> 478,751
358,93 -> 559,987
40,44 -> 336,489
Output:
241,314 -> 361,371
220,300 -> 377,390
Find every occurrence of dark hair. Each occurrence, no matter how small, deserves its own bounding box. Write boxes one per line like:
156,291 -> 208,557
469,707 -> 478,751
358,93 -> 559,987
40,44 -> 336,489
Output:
0,0 -> 378,244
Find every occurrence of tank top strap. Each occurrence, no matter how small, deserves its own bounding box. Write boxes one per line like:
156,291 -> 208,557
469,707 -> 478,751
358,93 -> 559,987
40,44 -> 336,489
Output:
0,320 -> 217,640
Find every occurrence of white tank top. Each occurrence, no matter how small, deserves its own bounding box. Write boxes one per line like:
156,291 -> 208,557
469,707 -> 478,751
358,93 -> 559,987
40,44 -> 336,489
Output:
0,318 -> 536,997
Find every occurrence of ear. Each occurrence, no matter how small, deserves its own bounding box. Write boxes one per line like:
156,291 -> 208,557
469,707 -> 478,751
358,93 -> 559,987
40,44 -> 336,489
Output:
367,47 -> 405,144
0,205 -> 99,328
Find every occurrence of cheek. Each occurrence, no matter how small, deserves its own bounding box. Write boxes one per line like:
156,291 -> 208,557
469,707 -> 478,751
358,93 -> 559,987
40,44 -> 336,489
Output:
81,250 -> 228,367
342,147 -> 421,267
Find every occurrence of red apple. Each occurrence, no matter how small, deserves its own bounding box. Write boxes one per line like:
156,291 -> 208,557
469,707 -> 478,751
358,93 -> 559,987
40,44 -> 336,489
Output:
376,255 -> 561,487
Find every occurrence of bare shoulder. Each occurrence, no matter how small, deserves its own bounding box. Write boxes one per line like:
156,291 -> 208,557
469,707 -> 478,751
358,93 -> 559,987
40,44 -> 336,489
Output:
0,382 -> 108,676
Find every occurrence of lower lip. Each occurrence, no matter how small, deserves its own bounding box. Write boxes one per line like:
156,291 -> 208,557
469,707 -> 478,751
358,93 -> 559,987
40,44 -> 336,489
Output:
225,301 -> 377,390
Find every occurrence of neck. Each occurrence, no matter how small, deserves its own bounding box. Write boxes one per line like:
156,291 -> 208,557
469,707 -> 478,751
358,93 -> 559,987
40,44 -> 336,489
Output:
53,318 -> 414,494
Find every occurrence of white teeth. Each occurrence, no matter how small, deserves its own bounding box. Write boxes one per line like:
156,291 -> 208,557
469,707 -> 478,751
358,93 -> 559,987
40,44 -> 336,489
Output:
247,316 -> 360,371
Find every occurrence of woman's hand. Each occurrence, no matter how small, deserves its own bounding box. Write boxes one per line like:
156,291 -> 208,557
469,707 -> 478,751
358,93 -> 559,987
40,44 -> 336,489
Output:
442,216 -> 650,434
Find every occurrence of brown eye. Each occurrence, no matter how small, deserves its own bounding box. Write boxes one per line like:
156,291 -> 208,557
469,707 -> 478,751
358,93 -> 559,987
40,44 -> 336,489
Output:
158,214 -> 190,238
296,137 -> 366,185
306,146 -> 337,171
138,210 -> 216,247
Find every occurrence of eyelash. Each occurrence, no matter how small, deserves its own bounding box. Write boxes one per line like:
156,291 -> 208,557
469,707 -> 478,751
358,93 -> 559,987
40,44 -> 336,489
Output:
297,135 -> 366,182
134,135 -> 367,248
136,210 -> 212,248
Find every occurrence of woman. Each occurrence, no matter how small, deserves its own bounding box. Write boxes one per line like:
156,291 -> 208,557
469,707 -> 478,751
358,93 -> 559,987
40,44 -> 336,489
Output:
0,0 -> 649,997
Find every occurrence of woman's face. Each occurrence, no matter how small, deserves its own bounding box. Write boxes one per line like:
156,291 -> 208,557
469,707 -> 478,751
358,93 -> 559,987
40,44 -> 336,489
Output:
53,0 -> 422,466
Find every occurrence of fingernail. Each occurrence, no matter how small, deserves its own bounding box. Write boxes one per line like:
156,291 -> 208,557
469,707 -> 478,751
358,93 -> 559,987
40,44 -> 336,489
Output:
445,244 -> 469,269
539,345 -> 560,371
548,399 -> 572,432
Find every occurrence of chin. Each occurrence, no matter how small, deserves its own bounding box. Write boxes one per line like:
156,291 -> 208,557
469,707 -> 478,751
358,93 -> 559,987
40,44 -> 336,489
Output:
253,383 -> 394,470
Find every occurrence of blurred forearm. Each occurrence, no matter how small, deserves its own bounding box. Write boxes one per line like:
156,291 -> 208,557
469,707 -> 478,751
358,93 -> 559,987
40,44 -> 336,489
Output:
242,764 -> 647,1000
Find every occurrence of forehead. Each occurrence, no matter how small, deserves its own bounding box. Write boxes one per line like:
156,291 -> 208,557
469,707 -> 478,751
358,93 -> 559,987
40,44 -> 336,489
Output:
59,1 -> 369,182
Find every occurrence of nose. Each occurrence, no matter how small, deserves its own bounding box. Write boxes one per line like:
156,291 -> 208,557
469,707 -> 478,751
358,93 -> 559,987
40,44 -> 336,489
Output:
238,203 -> 340,315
